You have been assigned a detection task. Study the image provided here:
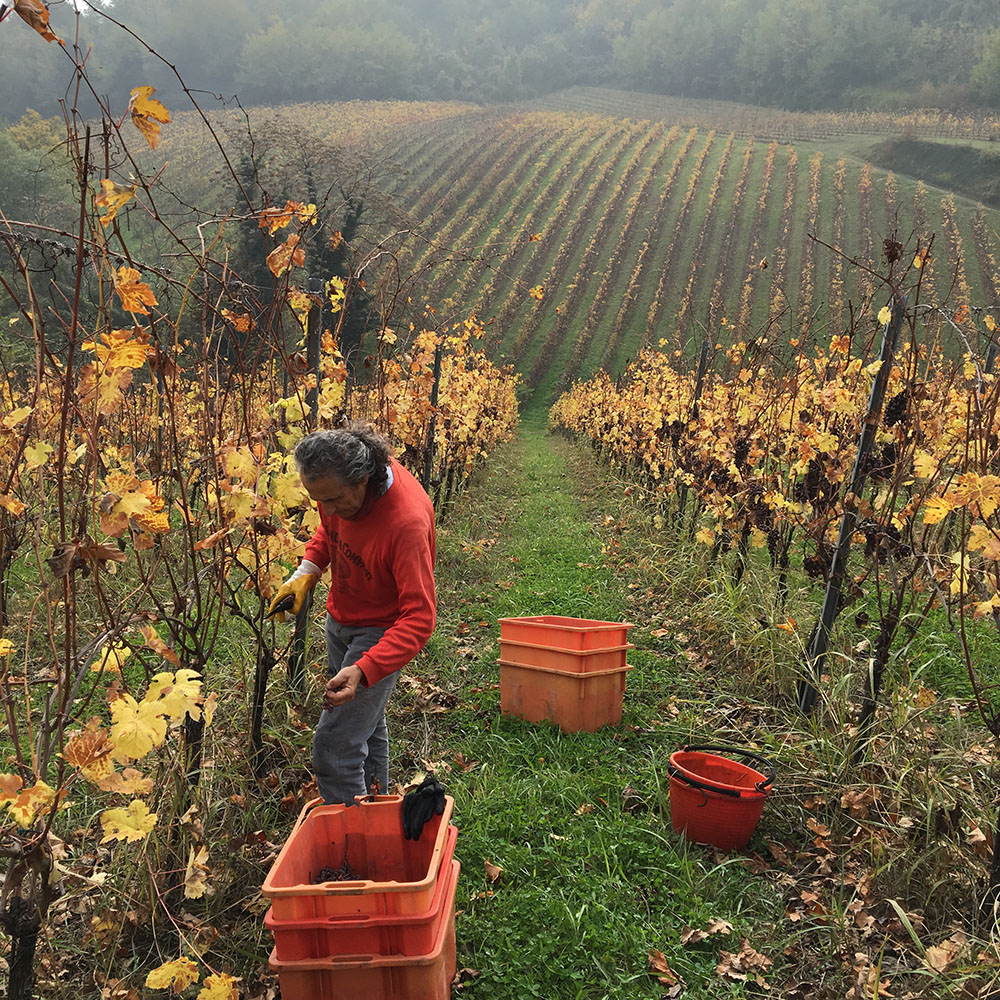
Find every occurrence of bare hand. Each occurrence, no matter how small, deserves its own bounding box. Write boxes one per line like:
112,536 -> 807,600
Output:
323,664 -> 364,708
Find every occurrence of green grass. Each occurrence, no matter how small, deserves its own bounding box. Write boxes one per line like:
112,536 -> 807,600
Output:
414,416 -> 786,998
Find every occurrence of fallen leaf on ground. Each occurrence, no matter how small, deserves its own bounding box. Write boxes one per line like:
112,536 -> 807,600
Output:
648,949 -> 684,987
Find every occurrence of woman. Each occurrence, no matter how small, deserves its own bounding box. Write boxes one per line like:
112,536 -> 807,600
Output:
269,423 -> 436,804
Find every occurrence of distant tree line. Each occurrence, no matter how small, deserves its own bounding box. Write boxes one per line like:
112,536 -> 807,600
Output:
1,0 -> 999,121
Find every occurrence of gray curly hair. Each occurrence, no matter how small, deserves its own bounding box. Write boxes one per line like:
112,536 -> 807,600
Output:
293,423 -> 391,494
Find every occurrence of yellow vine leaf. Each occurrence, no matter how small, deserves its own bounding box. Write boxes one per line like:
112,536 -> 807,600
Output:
100,798 -> 157,843
986,315 -> 997,333
13,0 -> 62,44
0,638 -> 15,657
24,441 -> 54,470
325,275 -> 345,313
97,766 -> 154,796
877,305 -> 892,326
266,234 -> 305,277
197,974 -> 240,1000
78,363 -> 134,417
95,179 -> 137,227
114,267 -> 158,316
912,450 -> 938,479
257,203 -> 297,235
143,669 -> 203,722
221,445 -> 259,486
2,406 -> 32,428
64,730 -> 115,783
100,476 -> 170,537
128,85 -> 171,150
184,844 -> 211,899
922,494 -> 956,525
83,326 -> 151,370
949,473 -> 1000,519
145,956 -> 200,993
109,694 -> 168,761
0,495 -> 26,517
974,593 -> 1000,618
90,642 -> 132,675
967,524 -> 1000,562
7,780 -> 57,828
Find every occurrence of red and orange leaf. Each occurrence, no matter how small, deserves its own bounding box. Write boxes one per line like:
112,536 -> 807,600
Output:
266,234 -> 305,277
13,0 -> 62,43
114,267 -> 158,316
64,730 -> 115,783
140,624 -> 181,668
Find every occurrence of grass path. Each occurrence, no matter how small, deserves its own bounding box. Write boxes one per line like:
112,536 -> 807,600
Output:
392,413 -> 786,999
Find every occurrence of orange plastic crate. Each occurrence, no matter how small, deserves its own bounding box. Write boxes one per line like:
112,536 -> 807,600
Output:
265,826 -> 458,961
499,637 -> 633,673
269,860 -> 459,1000
498,659 -> 632,732
499,615 -> 634,650
262,794 -> 454,921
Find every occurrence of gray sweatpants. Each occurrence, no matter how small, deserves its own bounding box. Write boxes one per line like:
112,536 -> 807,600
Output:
312,614 -> 398,805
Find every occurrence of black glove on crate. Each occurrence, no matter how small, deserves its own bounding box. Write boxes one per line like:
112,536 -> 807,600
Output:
402,776 -> 446,841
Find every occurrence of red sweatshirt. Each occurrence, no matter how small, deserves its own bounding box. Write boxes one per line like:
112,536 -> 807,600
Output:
303,459 -> 436,686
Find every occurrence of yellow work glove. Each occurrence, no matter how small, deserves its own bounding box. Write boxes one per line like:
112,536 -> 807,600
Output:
268,573 -> 319,622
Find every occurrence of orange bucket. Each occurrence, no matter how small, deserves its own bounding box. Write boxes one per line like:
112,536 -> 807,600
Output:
668,745 -> 774,851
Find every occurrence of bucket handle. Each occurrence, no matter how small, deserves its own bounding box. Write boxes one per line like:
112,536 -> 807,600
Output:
666,762 -> 740,801
681,744 -> 775,793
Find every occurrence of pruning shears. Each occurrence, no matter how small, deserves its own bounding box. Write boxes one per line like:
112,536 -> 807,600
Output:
265,594 -> 296,618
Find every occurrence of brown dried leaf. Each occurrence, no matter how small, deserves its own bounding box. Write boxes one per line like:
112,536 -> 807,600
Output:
647,949 -> 682,986
806,817 -> 831,838
484,859 -> 502,884
967,821 -> 992,858
923,931 -> 967,974
840,786 -> 879,819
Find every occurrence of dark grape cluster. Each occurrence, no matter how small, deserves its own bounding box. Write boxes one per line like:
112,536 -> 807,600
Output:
858,519 -> 910,563
733,436 -> 750,470
865,441 -> 898,481
793,459 -> 832,506
803,542 -> 833,579
884,389 -> 908,427
312,857 -> 358,883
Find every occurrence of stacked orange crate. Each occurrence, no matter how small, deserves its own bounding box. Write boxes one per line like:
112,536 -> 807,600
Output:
262,795 -> 459,1000
498,616 -> 635,732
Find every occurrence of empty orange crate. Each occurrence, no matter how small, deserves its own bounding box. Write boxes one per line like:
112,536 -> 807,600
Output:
499,659 -> 632,732
499,615 -> 634,650
262,794 -> 454,921
265,825 -> 458,961
499,638 -> 634,673
269,859 -> 459,1000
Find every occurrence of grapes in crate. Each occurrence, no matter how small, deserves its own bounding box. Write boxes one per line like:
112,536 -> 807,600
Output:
312,857 -> 358,883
